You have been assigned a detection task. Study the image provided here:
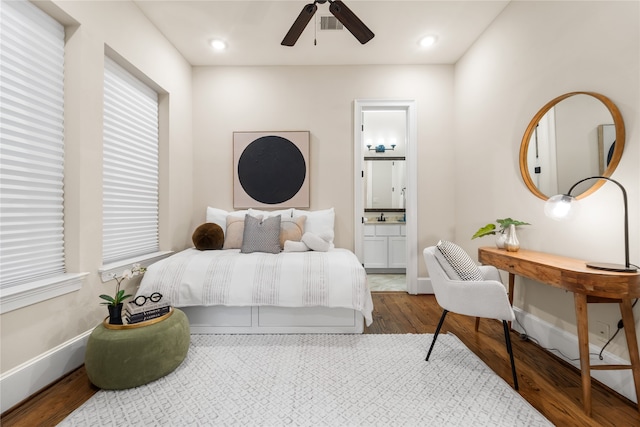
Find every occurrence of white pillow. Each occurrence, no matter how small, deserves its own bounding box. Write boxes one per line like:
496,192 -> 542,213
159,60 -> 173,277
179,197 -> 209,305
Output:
301,232 -> 330,252
248,208 -> 293,219
293,208 -> 335,244
205,207 -> 248,237
283,240 -> 309,252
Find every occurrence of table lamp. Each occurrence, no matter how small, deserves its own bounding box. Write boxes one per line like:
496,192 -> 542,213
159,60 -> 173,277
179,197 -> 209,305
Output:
544,176 -> 637,272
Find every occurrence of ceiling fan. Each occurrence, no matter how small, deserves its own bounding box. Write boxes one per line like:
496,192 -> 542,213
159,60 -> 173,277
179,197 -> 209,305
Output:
281,0 -> 375,47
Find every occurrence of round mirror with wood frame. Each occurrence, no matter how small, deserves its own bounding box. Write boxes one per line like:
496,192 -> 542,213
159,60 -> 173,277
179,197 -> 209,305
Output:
519,91 -> 625,200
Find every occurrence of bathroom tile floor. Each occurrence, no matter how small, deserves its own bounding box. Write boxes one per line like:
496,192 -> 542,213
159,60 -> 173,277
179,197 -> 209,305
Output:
367,274 -> 407,292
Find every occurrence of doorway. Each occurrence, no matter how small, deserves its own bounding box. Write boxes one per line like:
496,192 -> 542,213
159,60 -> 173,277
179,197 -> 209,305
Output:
354,100 -> 417,294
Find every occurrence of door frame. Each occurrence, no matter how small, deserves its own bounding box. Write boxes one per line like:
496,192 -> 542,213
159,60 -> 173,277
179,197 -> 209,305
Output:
354,100 -> 418,294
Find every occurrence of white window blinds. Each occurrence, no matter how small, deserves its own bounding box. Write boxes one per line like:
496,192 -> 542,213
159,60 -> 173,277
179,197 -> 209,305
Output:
0,0 -> 66,289
102,57 -> 159,264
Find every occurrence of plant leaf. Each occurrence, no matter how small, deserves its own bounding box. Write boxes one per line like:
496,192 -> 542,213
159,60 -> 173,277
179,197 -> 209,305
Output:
100,290 -> 132,306
472,224 -> 496,239
99,294 -> 115,303
496,218 -> 530,228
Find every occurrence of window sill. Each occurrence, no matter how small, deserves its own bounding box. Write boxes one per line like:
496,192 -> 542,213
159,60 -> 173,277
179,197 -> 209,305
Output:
99,251 -> 173,282
0,273 -> 89,314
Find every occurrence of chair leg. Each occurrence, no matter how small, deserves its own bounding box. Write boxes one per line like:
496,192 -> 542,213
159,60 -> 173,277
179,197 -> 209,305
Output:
503,320 -> 519,390
426,310 -> 448,361
475,317 -> 480,332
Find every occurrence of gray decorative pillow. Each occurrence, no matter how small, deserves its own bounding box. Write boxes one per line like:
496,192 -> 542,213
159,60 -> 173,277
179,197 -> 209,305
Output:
241,214 -> 282,254
436,240 -> 483,281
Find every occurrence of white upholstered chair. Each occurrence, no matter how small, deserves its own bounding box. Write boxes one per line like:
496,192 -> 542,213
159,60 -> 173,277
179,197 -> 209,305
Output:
423,244 -> 518,390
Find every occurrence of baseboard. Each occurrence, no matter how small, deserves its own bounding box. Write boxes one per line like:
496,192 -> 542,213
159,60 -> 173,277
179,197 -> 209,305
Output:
512,307 -> 637,404
415,277 -> 433,294
0,329 -> 92,414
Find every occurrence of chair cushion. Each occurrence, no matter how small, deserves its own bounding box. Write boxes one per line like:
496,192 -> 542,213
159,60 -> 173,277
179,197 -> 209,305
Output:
436,240 -> 484,281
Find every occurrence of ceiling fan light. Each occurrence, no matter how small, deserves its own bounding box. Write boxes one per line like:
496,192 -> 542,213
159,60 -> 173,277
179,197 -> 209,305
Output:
210,39 -> 227,51
419,35 -> 438,48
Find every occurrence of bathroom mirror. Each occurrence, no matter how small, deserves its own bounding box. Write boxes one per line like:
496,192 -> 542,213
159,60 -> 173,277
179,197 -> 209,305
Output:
519,92 -> 625,200
364,158 -> 406,211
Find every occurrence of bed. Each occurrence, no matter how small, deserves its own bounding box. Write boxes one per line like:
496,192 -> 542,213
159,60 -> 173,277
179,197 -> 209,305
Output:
135,207 -> 374,334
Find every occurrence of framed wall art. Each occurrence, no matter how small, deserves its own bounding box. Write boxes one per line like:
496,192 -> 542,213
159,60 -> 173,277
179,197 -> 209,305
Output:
233,131 -> 310,209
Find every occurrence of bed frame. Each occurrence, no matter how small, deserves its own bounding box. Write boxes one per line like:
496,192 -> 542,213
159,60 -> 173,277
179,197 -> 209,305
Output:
181,305 -> 365,334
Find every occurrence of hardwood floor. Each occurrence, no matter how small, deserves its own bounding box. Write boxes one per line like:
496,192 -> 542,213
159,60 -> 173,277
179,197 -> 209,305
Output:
2,292 -> 639,426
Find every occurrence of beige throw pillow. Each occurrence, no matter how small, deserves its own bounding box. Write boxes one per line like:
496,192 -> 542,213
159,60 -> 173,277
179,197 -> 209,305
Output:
279,215 -> 306,249
223,215 -> 262,249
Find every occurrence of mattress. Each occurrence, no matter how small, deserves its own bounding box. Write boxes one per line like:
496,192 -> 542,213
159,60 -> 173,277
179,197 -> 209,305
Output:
136,248 -> 374,326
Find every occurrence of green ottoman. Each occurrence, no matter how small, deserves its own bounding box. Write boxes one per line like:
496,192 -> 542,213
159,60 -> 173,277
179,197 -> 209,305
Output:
85,308 -> 190,390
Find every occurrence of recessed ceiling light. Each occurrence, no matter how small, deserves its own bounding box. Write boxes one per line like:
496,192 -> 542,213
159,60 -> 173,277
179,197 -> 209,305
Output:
210,39 -> 227,51
419,35 -> 438,48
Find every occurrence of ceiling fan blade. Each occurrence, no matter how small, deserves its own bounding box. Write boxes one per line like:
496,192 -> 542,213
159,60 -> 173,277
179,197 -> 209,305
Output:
281,3 -> 318,46
329,0 -> 374,44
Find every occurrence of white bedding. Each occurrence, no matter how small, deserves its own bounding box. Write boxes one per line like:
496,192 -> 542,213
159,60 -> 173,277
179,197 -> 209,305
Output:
136,248 -> 373,326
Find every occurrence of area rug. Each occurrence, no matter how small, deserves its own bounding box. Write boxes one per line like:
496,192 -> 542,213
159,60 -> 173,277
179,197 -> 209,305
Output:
60,334 -> 552,426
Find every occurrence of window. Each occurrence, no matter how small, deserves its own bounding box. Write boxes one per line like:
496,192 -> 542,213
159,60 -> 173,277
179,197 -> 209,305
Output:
0,0 -> 77,313
102,57 -> 159,265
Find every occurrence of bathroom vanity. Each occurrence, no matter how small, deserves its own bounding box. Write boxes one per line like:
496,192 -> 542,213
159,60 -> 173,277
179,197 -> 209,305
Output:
363,222 -> 406,270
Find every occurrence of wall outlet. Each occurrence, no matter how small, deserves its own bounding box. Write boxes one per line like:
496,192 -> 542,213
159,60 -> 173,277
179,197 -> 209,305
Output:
595,321 -> 610,341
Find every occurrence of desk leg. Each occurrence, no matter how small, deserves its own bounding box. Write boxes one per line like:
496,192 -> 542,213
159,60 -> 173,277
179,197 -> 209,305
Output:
574,292 -> 592,416
619,299 -> 640,413
508,273 -> 515,330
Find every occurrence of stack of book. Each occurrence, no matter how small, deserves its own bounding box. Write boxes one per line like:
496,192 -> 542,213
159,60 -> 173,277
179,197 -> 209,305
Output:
125,300 -> 171,324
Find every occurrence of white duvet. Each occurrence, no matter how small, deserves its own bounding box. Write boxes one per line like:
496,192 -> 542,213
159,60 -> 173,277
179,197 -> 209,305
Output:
136,248 -> 374,326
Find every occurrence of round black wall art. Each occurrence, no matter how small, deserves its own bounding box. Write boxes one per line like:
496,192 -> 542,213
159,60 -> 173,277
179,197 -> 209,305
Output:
237,135 -> 306,205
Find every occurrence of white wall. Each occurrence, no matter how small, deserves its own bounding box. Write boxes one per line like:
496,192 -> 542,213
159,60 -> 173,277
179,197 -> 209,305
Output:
0,0 -> 193,406
191,65 -> 456,271
455,1 -> 639,361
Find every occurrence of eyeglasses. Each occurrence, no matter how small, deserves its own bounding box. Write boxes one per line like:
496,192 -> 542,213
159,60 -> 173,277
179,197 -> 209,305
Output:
132,292 -> 163,306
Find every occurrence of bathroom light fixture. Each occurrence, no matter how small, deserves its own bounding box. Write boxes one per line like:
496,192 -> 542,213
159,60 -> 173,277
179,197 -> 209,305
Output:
545,176 -> 636,272
419,35 -> 438,48
210,39 -> 227,51
366,144 -> 395,153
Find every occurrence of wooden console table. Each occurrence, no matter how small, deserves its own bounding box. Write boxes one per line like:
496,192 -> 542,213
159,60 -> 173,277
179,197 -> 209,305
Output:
478,246 -> 640,416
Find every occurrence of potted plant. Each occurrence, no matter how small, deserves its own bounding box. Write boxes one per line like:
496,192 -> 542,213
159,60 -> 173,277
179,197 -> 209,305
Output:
472,218 -> 530,249
100,263 -> 146,324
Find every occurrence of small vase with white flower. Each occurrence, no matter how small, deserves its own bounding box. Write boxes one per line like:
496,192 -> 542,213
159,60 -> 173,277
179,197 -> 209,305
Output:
100,263 -> 146,324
